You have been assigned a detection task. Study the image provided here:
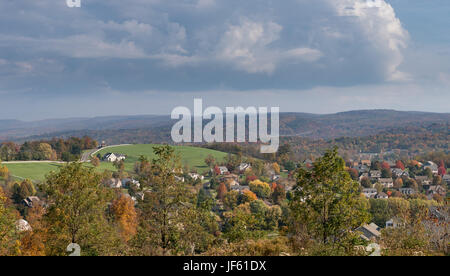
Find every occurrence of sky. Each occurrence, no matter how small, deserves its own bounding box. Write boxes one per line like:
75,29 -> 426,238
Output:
0,0 -> 449,120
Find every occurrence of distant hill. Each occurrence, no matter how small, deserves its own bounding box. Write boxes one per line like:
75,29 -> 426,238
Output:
1,110 -> 449,143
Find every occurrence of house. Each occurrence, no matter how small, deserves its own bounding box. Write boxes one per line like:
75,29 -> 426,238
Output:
357,164 -> 370,174
392,168 -> 408,178
361,160 -> 372,167
379,178 -> 394,188
424,161 -> 439,175
356,223 -> 381,241
175,176 -> 185,183
375,192 -> 388,199
238,163 -> 251,173
271,174 -> 281,181
386,218 -> 402,228
217,166 -> 229,175
222,174 -> 240,187
22,196 -> 41,208
231,185 -> 250,194
427,185 -> 446,196
370,170 -> 381,180
122,178 -> 140,188
399,187 -> 415,195
106,178 -> 122,188
443,175 -> 450,185
188,173 -> 204,181
359,173 -> 369,182
103,153 -> 126,162
362,188 -> 378,198
415,176 -> 431,185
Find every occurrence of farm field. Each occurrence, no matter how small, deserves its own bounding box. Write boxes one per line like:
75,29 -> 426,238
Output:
5,144 -> 228,181
95,144 -> 228,173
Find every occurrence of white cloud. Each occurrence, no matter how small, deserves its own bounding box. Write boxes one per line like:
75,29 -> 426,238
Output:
215,19 -> 321,74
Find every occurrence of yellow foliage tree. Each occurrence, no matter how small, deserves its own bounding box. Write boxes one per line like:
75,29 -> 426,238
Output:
111,195 -> 138,242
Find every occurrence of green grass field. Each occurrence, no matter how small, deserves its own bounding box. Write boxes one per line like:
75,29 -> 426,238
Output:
96,144 -> 228,173
6,144 -> 227,181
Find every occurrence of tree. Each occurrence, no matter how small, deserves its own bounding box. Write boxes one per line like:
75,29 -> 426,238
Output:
204,155 -> 216,168
347,168 -> 359,181
272,163 -> 281,175
289,148 -> 370,250
91,156 -> 100,167
0,162 -> 9,179
272,184 -> 286,205
217,182 -> 228,201
395,160 -> 405,170
0,187 -> 19,255
360,177 -> 372,188
240,190 -> 257,203
39,143 -> 57,161
249,180 -> 272,199
381,168 -> 392,178
381,162 -> 390,170
41,163 -> 121,256
135,145 -> 211,255
438,166 -> 446,176
111,194 -> 138,242
394,178 -> 403,189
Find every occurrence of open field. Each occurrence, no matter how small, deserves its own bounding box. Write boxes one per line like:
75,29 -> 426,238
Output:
5,144 -> 227,181
95,144 -> 228,173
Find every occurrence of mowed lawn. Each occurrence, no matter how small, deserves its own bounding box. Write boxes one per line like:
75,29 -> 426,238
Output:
96,144 -> 228,173
6,144 -> 228,181
5,162 -> 115,182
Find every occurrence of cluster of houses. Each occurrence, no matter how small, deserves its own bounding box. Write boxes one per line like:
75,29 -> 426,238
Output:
354,159 -> 448,200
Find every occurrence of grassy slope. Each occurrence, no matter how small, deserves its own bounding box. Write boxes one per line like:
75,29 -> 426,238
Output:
6,144 -> 228,181
96,144 -> 228,173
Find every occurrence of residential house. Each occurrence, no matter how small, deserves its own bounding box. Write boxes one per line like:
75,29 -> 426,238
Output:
392,168 -> 408,178
362,188 -> 378,198
369,170 -> 381,180
188,173 -> 204,181
427,185 -> 446,197
103,153 -> 126,162
106,178 -> 122,188
356,223 -> 381,241
386,218 -> 402,228
217,166 -> 229,175
122,178 -> 140,188
379,178 -> 394,188
359,173 -> 369,182
271,174 -> 281,181
231,185 -> 250,194
399,187 -> 415,195
375,192 -> 388,199
22,196 -> 41,208
357,164 -> 370,174
415,176 -> 431,185
238,163 -> 251,173
361,160 -> 372,167
424,161 -> 439,175
443,174 -> 450,185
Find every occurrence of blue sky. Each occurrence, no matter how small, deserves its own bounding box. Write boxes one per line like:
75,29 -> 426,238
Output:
0,0 -> 449,120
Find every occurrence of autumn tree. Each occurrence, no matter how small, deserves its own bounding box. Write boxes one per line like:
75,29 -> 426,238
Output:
396,160 -> 405,170
111,194 -> 138,242
91,156 -> 100,167
41,163 -> 121,256
289,148 -> 370,253
134,145 -> 212,255
0,187 -> 19,255
217,182 -> 228,201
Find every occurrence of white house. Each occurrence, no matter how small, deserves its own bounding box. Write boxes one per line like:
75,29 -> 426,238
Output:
379,178 -> 394,188
238,163 -> 251,173
218,166 -> 229,175
103,153 -> 126,162
188,173 -> 204,181
362,188 -> 377,198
